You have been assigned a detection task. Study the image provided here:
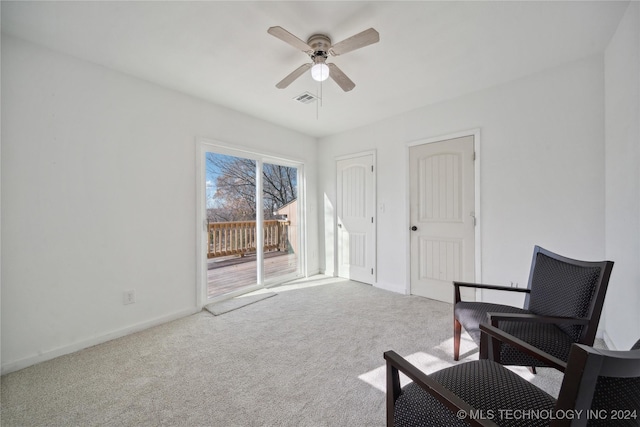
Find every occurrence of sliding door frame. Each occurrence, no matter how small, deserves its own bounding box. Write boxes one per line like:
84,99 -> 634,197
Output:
195,138 -> 306,308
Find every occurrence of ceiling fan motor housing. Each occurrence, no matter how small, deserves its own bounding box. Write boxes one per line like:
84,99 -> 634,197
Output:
307,34 -> 331,62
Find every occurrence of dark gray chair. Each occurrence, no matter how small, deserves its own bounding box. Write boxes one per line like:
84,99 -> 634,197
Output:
385,325 -> 640,427
453,246 -> 614,369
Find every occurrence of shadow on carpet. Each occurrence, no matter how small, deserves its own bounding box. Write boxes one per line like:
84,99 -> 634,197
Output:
205,292 -> 277,316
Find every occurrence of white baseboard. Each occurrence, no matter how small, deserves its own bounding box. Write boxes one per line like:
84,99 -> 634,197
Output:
374,281 -> 408,295
1,307 -> 199,375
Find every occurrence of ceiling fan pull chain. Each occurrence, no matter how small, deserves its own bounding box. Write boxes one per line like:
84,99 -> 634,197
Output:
316,82 -> 321,120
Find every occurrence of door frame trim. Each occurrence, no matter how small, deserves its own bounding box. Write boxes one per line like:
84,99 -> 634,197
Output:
405,129 -> 482,295
334,150 -> 377,284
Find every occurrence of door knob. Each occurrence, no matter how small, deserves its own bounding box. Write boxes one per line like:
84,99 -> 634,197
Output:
411,226 -> 418,231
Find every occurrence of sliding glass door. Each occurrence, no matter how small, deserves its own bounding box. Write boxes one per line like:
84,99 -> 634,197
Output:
205,152 -> 258,298
200,145 -> 303,301
262,162 -> 299,283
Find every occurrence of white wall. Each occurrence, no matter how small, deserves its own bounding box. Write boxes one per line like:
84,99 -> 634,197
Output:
603,2 -> 640,350
3,5 -> 636,373
0,36 -> 318,373
319,54 -> 607,303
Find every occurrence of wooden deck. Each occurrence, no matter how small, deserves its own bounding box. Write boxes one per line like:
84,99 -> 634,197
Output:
207,251 -> 298,298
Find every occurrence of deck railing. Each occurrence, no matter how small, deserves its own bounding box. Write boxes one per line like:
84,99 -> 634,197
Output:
207,220 -> 290,259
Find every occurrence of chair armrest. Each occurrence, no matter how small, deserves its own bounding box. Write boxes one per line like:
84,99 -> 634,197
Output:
453,281 -> 530,303
486,312 -> 590,326
384,351 -> 499,427
479,324 -> 567,372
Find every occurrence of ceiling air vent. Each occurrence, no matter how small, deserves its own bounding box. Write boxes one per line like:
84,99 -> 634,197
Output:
293,92 -> 319,104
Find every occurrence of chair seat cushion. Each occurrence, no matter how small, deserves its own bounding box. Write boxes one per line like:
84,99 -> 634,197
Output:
454,301 -> 529,345
394,359 -> 556,427
588,339 -> 640,426
454,301 -> 576,367
498,321 -> 576,367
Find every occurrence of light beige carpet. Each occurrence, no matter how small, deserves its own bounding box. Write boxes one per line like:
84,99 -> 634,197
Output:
0,276 -> 566,426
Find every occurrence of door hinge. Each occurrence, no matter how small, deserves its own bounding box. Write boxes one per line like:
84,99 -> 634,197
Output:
470,212 -> 476,226
371,217 -> 374,223
371,268 -> 374,275
371,165 -> 374,172
473,151 -> 476,161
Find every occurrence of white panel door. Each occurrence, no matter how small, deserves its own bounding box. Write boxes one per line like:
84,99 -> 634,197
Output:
410,136 -> 475,302
337,155 -> 375,284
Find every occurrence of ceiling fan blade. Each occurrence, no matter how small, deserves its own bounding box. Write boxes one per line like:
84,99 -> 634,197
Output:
276,63 -> 312,89
327,63 -> 355,92
268,26 -> 313,54
329,28 -> 379,56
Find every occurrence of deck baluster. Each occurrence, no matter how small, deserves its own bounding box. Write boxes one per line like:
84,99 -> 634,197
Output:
207,220 -> 290,259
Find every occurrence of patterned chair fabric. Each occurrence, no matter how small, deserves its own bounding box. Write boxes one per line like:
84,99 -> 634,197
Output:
455,302 -> 576,367
526,253 -> 602,341
386,338 -> 640,427
454,302 -> 529,345
587,339 -> 640,427
453,246 -> 613,367
496,321 -> 576,368
394,360 -> 554,427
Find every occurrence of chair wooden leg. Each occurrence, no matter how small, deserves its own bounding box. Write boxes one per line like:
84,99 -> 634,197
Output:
454,318 -> 461,361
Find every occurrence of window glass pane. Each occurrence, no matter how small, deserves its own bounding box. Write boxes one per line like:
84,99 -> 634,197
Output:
206,152 -> 257,298
263,162 -> 299,282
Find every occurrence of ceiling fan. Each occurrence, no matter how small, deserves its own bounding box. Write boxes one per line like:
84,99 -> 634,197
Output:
267,26 -> 380,92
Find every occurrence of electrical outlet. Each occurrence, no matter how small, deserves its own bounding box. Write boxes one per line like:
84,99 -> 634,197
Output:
123,290 -> 136,305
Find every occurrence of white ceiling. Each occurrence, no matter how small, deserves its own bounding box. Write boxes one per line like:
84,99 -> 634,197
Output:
1,1 -> 629,138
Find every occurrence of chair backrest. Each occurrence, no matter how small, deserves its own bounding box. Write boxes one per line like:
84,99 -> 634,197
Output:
553,339 -> 640,427
524,246 -> 614,344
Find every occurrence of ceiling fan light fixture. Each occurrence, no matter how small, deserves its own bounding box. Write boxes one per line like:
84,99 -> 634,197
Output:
268,26 -> 378,91
311,63 -> 329,82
